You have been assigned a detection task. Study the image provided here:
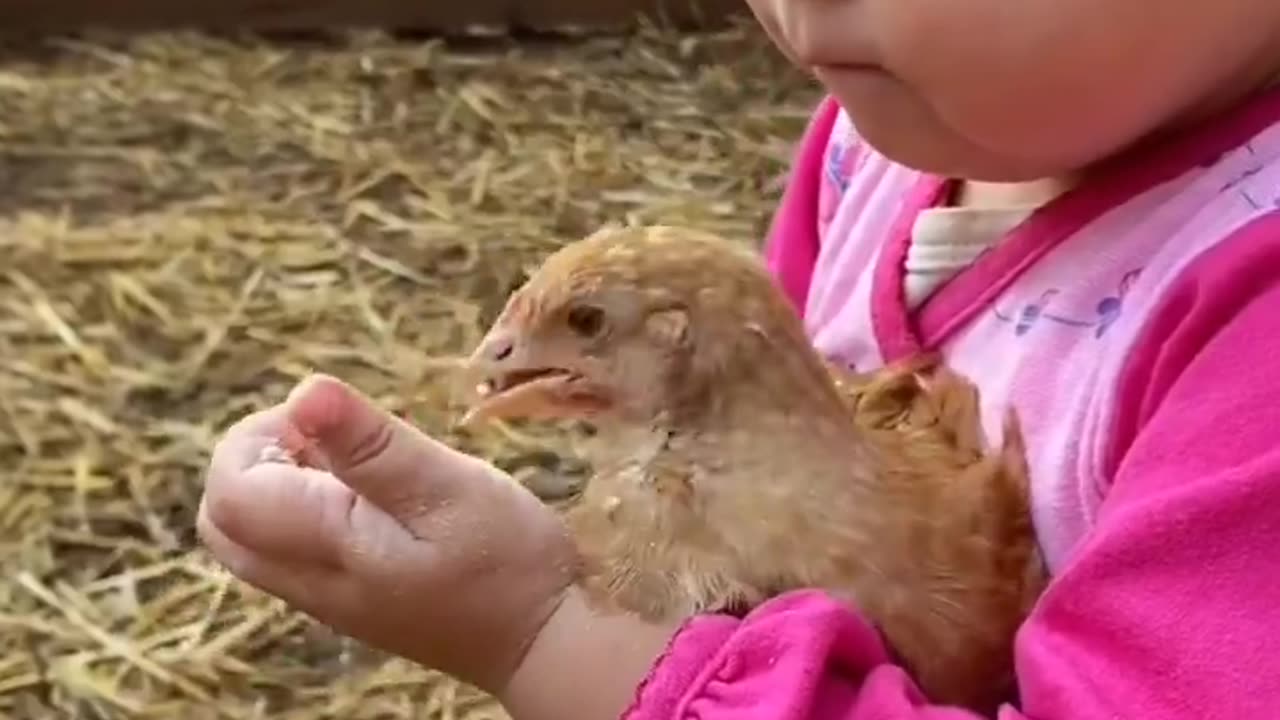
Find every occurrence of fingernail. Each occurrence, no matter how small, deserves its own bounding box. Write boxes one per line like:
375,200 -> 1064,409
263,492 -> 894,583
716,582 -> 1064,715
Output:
277,420 -> 331,472
279,374 -> 352,469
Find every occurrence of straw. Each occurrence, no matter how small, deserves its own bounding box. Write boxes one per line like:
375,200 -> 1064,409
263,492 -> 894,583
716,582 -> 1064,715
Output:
0,22 -> 820,718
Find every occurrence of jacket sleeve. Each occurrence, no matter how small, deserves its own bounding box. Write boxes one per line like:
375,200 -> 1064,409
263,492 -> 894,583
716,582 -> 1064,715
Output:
623,211 -> 1280,720
762,95 -> 840,313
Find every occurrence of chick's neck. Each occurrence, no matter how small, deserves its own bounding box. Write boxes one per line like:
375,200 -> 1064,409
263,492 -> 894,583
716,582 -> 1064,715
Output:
589,312 -> 873,484
687,300 -> 854,429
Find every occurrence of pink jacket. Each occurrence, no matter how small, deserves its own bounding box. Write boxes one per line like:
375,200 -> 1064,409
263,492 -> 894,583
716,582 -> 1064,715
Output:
622,86 -> 1280,720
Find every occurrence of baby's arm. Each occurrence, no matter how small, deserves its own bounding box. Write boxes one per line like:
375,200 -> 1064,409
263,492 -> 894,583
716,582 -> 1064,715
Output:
499,588 -> 684,720
606,209 -> 1280,719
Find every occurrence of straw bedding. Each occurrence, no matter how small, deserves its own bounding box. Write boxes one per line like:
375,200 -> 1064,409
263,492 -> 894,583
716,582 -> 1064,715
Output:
0,23 -> 820,719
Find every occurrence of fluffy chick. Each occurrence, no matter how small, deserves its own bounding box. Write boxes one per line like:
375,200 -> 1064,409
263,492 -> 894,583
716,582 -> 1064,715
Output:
461,225 -> 1046,715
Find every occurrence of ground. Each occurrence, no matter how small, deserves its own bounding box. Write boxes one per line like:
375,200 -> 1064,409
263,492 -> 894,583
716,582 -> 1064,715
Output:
0,24 -> 820,719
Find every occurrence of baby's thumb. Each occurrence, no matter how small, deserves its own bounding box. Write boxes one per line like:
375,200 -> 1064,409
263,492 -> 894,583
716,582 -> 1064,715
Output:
281,374 -> 495,521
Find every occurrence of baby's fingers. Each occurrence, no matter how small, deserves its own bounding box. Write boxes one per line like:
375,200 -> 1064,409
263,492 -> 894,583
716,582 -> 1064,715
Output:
197,514 -> 356,627
208,405 -> 289,474
200,459 -> 354,569
283,374 -> 501,522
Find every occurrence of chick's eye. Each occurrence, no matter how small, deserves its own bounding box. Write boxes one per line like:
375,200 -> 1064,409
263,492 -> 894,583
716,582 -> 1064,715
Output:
566,304 -> 606,337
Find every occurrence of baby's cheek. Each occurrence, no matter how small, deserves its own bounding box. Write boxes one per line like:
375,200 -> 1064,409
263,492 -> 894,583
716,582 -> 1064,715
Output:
891,0 -> 1275,168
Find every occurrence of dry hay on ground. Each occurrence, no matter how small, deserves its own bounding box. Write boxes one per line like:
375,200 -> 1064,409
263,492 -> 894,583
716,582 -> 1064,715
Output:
0,22 -> 820,720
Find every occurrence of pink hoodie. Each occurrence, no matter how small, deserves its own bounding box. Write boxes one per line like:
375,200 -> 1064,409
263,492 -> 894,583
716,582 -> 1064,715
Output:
621,87 -> 1280,720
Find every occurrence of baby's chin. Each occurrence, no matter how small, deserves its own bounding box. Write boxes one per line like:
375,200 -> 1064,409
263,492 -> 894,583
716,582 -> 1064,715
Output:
816,67 -> 1095,182
851,114 -> 1074,183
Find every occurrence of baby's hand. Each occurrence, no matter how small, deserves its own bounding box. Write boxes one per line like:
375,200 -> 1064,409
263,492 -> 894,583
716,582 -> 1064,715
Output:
196,374 -> 577,694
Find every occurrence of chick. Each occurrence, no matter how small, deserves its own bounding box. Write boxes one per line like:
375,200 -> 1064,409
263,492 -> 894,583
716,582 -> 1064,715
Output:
461,225 -> 1046,714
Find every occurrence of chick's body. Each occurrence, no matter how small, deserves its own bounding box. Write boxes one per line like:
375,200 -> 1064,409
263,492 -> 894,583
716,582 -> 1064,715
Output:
465,226 -> 1047,715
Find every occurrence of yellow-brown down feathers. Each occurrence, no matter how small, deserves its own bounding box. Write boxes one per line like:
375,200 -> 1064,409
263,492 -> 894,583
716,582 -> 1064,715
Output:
485,224 -> 842,418
465,225 -> 1048,715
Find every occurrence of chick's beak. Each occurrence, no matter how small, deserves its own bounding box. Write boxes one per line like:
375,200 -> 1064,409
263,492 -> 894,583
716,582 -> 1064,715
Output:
458,325 -> 594,427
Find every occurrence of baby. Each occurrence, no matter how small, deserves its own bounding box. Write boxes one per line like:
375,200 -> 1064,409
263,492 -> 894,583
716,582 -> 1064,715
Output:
199,1 -> 1280,718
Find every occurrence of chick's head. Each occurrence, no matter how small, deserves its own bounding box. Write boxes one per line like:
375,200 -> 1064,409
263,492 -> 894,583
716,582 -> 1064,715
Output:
461,225 -> 809,427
